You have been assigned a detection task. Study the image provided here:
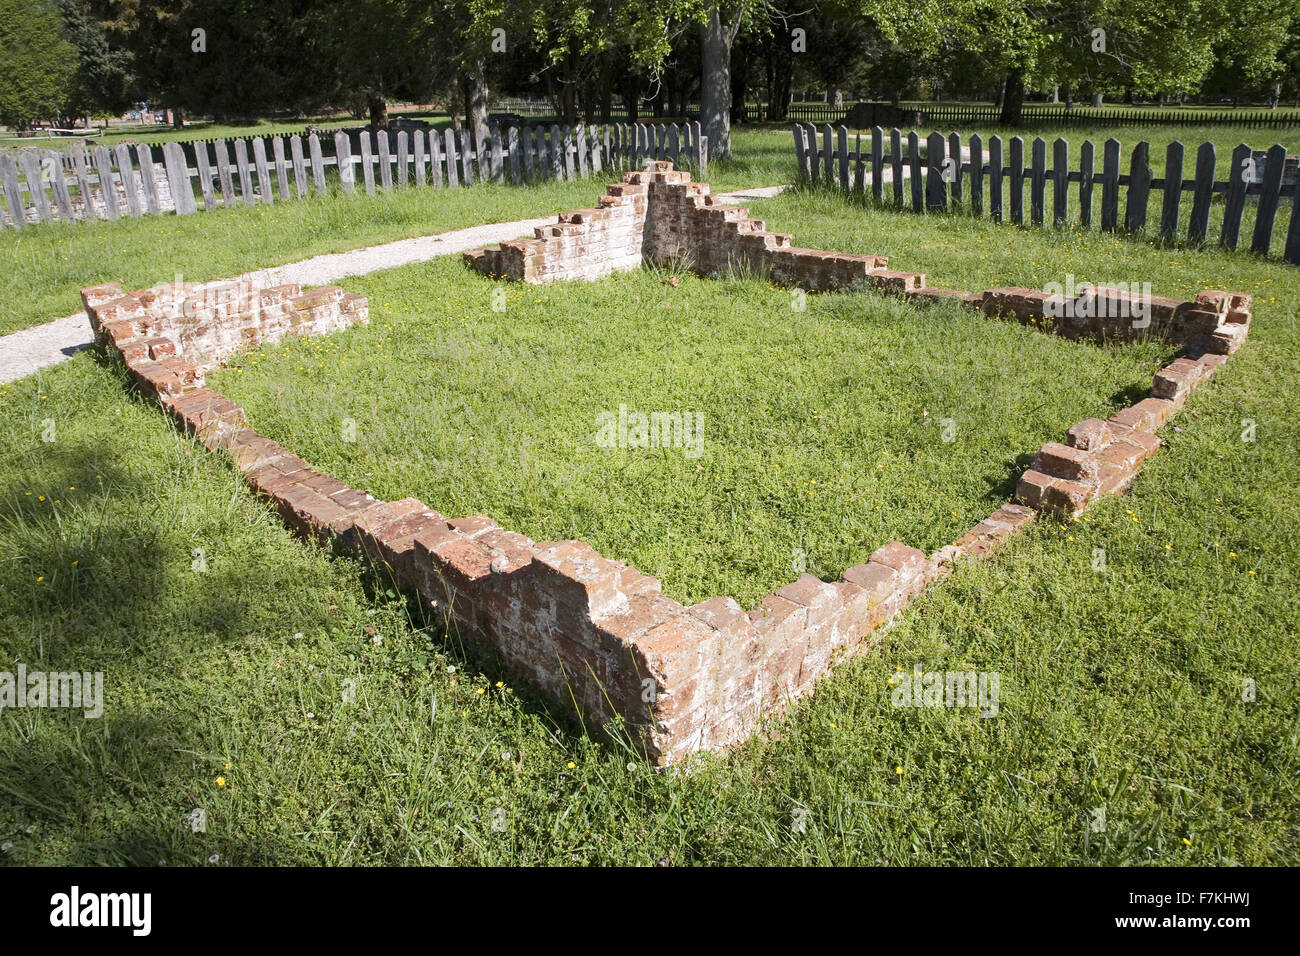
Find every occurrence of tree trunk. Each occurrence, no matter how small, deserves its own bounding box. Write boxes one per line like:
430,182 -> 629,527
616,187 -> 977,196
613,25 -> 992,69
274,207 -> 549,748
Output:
368,94 -> 388,130
172,106 -> 184,130
730,44 -> 750,124
765,35 -> 793,122
1064,83 -> 1073,110
465,60 -> 490,149
998,68 -> 1024,125
1091,92 -> 1103,107
699,6 -> 733,160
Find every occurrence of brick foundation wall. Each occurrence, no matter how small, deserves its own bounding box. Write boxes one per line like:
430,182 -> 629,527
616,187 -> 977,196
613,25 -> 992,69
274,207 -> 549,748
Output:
893,282 -> 1251,519
85,276 -> 1047,765
85,169 -> 1253,764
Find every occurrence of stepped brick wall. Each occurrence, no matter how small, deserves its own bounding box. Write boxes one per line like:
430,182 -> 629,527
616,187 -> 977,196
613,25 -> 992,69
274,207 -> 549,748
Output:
83,163 -> 1253,764
464,161 -> 925,293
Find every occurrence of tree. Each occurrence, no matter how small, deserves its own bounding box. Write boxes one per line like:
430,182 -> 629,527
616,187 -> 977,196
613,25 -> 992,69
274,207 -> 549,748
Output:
57,0 -> 134,124
0,0 -> 79,129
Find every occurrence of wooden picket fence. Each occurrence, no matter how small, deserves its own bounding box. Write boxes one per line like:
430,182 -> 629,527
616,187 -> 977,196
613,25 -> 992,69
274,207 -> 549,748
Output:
0,119 -> 706,229
793,123 -> 1300,265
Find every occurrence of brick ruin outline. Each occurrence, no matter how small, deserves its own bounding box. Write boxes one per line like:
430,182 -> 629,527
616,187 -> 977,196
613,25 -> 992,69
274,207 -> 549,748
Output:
81,161 -> 1252,765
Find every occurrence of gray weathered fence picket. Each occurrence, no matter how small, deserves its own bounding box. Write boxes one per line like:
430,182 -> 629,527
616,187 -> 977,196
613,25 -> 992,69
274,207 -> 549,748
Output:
792,122 -> 1300,266
0,119 -> 704,230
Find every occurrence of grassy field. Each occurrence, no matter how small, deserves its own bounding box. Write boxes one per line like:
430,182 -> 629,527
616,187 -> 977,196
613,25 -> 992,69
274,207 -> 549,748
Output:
207,260 -> 1174,608
0,170 -> 1296,864
0,128 -> 793,337
0,107 -> 451,150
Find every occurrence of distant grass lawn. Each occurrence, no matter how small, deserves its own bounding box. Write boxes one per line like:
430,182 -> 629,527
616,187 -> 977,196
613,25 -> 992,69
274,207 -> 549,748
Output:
0,128 -> 791,337
0,156 -> 1296,865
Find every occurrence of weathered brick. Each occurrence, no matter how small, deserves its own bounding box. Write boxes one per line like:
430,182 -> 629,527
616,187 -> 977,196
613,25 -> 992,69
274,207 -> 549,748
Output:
1066,418 -> 1112,451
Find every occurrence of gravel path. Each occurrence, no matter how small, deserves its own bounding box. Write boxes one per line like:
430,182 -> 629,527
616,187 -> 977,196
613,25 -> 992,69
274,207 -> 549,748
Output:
0,186 -> 789,385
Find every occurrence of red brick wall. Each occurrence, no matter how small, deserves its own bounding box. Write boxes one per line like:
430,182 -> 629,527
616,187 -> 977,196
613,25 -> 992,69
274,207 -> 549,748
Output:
464,161 -> 925,293
85,207 -> 1253,763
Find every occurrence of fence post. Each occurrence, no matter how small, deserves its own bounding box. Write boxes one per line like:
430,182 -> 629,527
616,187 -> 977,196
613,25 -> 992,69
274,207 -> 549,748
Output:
871,126 -> 884,201
1029,137 -> 1046,226
113,144 -> 142,216
837,125 -> 849,190
334,131 -> 355,193
0,154 -> 25,227
459,128 -> 475,185
890,128 -> 904,205
1251,143 -> 1286,255
71,148 -> 98,221
272,136 -> 291,199
969,133 -> 984,216
289,135 -> 307,198
94,146 -> 121,220
1186,142 -> 1215,245
908,130 -> 923,211
396,131 -> 409,188
926,131 -> 946,211
1100,138 -> 1120,232
195,141 -> 217,210
376,130 -> 392,189
853,132 -> 865,193
1284,171 -> 1300,264
233,139 -> 254,203
444,129 -> 459,187
1052,137 -> 1068,224
358,132 -> 376,192
1159,141 -> 1184,240
17,152 -> 53,222
1009,136 -> 1025,225
308,133 -> 326,194
429,129 -> 445,187
1078,140 -> 1094,230
251,138 -> 274,203
214,139 -> 235,206
1220,143 -> 1250,250
1124,141 -> 1151,234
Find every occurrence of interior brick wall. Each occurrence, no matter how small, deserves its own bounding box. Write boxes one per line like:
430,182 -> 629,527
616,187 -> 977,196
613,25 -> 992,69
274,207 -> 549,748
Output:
465,161 -> 925,293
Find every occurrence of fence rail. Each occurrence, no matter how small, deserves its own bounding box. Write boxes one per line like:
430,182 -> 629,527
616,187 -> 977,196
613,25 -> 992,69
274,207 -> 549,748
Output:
783,102 -> 1300,129
792,122 -> 1300,266
0,119 -> 706,229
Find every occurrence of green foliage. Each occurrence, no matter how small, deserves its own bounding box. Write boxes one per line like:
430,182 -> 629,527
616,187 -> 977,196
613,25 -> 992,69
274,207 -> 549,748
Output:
56,0 -> 134,120
0,0 -> 79,128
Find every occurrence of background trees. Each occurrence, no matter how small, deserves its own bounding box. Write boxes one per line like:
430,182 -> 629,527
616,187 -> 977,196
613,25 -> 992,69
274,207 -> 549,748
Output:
2,0 -> 1297,154
0,0 -> 79,129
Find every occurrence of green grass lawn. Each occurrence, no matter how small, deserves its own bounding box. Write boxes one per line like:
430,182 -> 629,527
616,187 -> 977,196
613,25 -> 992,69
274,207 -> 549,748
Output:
206,260 -> 1172,608
0,107 -> 452,150
0,182 -> 1296,864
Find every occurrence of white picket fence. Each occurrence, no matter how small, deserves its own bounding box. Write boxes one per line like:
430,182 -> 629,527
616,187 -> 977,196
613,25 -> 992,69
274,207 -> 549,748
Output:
0,119 -> 707,229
